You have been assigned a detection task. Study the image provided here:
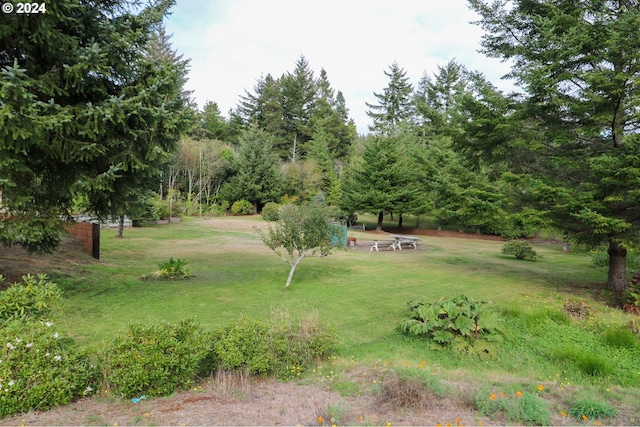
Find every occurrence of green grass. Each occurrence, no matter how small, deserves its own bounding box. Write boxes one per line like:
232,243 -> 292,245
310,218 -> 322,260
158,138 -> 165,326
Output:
53,216 -> 640,395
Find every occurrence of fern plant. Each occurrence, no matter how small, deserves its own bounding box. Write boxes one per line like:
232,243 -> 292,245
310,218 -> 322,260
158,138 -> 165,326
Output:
400,295 -> 504,355
142,258 -> 193,281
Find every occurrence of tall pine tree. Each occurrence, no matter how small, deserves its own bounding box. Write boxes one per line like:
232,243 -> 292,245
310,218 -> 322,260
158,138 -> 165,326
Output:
366,62 -> 414,135
470,0 -> 640,292
0,0 -> 185,253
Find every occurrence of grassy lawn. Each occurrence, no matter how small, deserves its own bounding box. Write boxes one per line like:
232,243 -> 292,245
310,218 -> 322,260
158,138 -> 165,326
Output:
0,214 -> 631,424
59,216 -> 568,346
55,217 -> 640,388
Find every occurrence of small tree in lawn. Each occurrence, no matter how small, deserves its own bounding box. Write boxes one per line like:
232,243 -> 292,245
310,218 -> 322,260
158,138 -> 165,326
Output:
256,200 -> 341,287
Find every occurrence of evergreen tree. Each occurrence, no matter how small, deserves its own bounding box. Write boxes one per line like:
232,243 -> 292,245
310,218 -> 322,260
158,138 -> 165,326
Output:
236,73 -> 287,150
198,101 -> 230,141
0,0 -> 182,252
234,58 -> 355,160
343,133 -> 423,230
414,60 -> 469,137
221,128 -> 282,213
470,0 -> 640,291
308,69 -> 356,159
366,62 -> 414,135
279,55 -> 317,157
81,26 -> 193,238
334,91 -> 350,123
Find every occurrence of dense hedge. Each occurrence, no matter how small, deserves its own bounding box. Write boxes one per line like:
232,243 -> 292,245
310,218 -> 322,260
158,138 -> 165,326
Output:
0,281 -> 338,417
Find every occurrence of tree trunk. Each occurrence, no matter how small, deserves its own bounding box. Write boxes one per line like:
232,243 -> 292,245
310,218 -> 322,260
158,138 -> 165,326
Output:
253,200 -> 258,215
607,240 -> 627,293
116,215 -> 124,238
377,211 -> 384,231
285,256 -> 304,287
398,213 -> 403,229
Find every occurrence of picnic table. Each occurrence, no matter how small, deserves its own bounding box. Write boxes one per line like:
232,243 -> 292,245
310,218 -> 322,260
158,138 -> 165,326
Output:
370,234 -> 421,252
390,234 -> 421,250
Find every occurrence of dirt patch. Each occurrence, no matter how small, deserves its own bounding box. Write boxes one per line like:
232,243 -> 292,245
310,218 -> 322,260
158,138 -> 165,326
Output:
0,236 -> 94,288
3,367 -> 635,426
0,371 -> 495,427
201,216 -> 268,234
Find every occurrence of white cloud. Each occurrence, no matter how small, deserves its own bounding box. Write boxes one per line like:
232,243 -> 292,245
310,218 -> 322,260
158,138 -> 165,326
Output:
164,0 -> 516,134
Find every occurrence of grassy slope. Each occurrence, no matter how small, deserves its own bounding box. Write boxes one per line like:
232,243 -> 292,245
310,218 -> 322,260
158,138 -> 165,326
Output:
57,217 -> 639,391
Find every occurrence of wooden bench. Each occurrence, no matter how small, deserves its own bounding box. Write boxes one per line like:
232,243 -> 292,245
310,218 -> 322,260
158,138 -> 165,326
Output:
370,240 -> 397,252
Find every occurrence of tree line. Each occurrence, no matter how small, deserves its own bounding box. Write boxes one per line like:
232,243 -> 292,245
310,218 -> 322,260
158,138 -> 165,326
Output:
2,0 -> 640,293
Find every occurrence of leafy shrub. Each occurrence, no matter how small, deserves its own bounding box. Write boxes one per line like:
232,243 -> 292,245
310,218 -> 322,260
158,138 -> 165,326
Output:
143,258 -> 192,281
230,199 -> 254,215
211,317 -> 273,375
501,241 -> 540,260
102,319 -> 211,397
0,274 -> 63,323
208,200 -> 230,216
279,194 -> 299,205
210,315 -> 338,379
152,196 -> 182,220
0,320 -> 99,417
569,398 -> 616,421
261,202 -> 280,221
399,295 -> 504,354
128,192 -> 162,225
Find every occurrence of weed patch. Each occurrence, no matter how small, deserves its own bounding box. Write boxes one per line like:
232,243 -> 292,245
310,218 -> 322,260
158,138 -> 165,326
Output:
552,345 -> 612,378
563,300 -> 592,320
375,368 -> 447,410
569,398 -> 617,421
475,388 -> 551,426
603,326 -> 638,349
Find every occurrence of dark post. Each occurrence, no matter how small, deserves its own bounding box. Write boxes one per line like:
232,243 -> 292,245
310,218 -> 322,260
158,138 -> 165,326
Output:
92,223 -> 100,259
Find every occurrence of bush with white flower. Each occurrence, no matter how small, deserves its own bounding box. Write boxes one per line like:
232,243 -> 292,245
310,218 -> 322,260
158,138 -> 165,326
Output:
0,319 -> 100,417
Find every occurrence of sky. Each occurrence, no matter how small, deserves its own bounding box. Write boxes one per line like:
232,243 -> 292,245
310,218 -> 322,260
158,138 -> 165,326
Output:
163,0 -> 517,134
